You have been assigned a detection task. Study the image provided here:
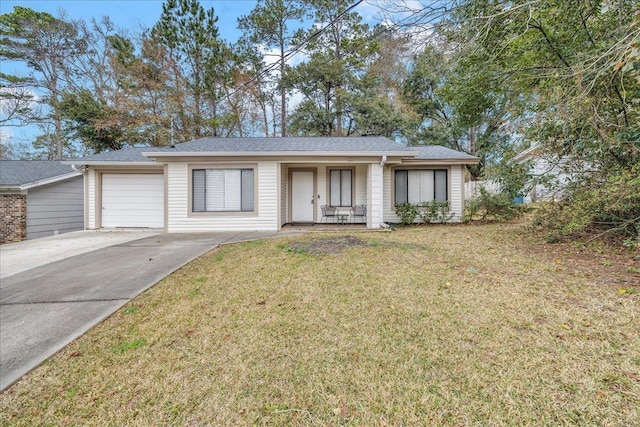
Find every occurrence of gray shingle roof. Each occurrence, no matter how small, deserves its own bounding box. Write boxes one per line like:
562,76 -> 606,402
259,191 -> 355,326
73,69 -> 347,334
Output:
148,136 -> 416,154
66,139 -> 478,164
69,146 -> 156,163
0,161 -> 78,187
409,145 -> 479,161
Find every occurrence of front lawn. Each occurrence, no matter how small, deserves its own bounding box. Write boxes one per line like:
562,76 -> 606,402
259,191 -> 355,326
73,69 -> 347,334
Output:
1,224 -> 638,425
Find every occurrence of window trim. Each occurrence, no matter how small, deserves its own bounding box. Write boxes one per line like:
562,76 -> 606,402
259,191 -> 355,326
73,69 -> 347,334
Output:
327,167 -> 355,208
392,167 -> 449,207
188,163 -> 259,217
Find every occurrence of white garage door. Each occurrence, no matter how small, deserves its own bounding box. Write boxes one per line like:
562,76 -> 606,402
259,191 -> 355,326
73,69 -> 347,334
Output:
102,174 -> 164,228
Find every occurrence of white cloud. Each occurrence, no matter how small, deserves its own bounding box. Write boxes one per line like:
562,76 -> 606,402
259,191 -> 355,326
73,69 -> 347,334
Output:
257,44 -> 309,69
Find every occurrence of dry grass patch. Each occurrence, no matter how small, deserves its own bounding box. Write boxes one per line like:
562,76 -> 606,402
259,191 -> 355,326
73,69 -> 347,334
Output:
1,224 -> 638,425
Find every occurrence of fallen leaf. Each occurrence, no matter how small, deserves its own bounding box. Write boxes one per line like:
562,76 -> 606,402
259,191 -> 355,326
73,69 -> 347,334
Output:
339,405 -> 347,419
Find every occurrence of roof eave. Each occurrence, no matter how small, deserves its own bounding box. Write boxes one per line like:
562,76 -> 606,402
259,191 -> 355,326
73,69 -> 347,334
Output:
63,161 -> 158,166
403,158 -> 480,165
142,150 -> 417,158
0,171 -> 82,191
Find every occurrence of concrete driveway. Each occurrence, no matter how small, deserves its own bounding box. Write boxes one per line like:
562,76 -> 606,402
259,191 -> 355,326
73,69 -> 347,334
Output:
0,230 -> 295,391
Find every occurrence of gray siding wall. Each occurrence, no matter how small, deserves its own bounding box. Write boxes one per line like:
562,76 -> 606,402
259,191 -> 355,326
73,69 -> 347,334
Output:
26,176 -> 84,239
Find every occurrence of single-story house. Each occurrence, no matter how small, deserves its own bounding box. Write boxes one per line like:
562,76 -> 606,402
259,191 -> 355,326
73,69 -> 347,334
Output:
66,137 -> 479,232
0,160 -> 84,243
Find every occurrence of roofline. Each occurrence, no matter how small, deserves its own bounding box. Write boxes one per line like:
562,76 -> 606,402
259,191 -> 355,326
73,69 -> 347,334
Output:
512,145 -> 541,163
63,161 -> 158,166
401,158 -> 480,165
142,150 -> 417,158
1,171 -> 82,191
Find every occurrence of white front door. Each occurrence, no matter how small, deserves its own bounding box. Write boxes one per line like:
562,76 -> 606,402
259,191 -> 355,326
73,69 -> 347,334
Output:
291,171 -> 315,223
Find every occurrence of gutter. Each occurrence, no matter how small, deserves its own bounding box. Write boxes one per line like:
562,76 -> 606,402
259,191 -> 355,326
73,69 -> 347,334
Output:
142,150 -> 417,158
61,161 -> 160,167
18,171 -> 83,190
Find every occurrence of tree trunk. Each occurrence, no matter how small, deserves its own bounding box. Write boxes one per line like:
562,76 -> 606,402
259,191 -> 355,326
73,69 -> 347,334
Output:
280,43 -> 286,137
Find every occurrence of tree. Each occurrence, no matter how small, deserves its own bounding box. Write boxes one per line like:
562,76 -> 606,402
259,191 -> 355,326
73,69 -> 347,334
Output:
286,0 -> 379,136
151,0 -> 233,140
390,0 -> 640,239
402,44 -> 518,179
0,6 -> 87,159
238,0 -> 306,136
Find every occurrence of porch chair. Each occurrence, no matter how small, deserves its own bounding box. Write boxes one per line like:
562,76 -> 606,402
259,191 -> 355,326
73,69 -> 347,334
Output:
350,204 -> 367,224
321,205 -> 338,223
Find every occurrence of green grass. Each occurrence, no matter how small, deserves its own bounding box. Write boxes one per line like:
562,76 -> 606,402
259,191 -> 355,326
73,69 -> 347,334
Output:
1,224 -> 638,425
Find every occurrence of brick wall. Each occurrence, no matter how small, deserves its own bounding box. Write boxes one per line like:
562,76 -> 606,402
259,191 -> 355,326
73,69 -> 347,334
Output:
1,194 -> 27,244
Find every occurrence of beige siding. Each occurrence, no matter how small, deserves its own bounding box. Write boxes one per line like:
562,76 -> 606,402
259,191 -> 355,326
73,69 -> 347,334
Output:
382,166 -> 395,223
87,168 -> 97,229
383,165 -> 464,224
368,163 -> 383,228
167,161 -> 279,232
450,165 -> 464,221
316,166 -> 326,219
354,164 -> 367,207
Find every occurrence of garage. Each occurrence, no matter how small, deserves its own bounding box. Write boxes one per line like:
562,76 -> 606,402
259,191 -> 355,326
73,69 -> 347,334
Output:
101,173 -> 164,228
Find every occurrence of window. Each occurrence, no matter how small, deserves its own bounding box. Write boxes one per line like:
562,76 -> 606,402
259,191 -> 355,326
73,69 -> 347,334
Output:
192,168 -> 254,212
394,169 -> 447,205
329,169 -> 352,207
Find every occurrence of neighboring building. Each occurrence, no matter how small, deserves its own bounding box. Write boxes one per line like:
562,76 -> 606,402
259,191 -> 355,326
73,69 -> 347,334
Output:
0,161 -> 83,243
66,137 -> 479,232
513,145 -> 574,202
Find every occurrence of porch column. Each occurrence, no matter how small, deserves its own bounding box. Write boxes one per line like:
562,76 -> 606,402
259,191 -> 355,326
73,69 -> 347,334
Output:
367,162 -> 383,229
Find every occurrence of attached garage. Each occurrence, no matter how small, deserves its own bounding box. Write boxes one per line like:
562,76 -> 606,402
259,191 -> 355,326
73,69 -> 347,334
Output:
101,173 -> 164,228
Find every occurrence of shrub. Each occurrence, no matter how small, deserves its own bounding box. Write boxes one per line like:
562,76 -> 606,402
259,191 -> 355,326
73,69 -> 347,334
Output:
418,201 -> 454,224
532,164 -> 640,242
395,202 -> 420,225
395,201 -> 455,225
465,188 -> 525,221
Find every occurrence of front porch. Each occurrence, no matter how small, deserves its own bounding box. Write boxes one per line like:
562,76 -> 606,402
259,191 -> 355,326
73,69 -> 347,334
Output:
279,160 -> 384,229
281,223 -> 368,232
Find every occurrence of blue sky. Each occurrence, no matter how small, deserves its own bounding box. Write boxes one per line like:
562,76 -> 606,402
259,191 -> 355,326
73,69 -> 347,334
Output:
0,1 -> 383,42
0,1 -> 386,150
1,1 -> 259,41
0,1 -> 267,148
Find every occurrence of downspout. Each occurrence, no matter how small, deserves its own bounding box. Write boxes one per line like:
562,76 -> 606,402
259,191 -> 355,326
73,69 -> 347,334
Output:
379,155 -> 390,229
